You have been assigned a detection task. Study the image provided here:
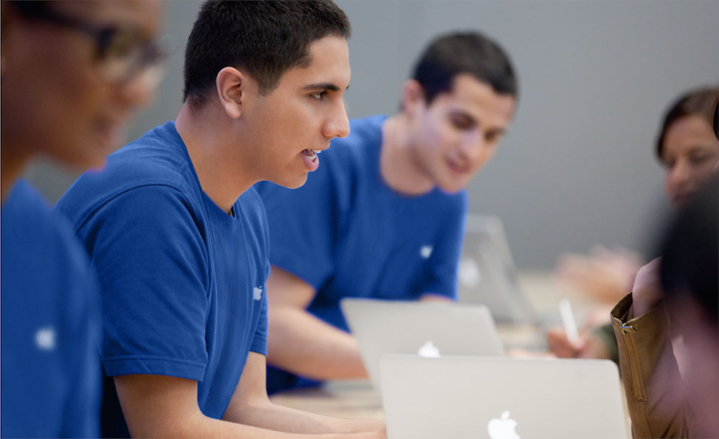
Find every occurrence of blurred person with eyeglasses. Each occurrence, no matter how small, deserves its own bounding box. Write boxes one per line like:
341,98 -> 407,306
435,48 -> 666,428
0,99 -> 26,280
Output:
1,1 -> 167,437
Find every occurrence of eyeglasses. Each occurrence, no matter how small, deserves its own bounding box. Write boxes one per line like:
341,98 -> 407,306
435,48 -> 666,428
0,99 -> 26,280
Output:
17,5 -> 172,87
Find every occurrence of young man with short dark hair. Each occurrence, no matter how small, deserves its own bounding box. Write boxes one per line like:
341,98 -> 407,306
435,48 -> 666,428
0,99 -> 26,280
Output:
256,31 -> 519,394
55,1 -> 385,437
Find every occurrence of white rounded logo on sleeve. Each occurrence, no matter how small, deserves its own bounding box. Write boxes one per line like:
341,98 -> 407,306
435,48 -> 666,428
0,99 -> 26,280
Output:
253,286 -> 263,301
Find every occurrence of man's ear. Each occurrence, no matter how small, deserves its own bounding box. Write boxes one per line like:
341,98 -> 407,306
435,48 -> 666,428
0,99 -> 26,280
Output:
215,67 -> 251,119
400,79 -> 427,116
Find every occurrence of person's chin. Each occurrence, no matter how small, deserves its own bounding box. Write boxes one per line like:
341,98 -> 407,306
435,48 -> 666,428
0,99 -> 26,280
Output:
54,142 -> 108,172
271,172 -> 309,190
86,156 -> 108,173
437,175 -> 469,194
671,192 -> 695,210
82,138 -> 113,171
95,120 -> 127,153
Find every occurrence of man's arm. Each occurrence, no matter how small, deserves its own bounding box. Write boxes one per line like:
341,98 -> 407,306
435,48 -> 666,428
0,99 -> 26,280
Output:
224,352 -> 385,434
266,267 -> 367,380
114,365 -> 385,439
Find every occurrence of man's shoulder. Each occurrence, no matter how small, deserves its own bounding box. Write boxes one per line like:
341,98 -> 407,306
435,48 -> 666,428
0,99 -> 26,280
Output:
102,122 -> 195,192
56,123 -> 201,230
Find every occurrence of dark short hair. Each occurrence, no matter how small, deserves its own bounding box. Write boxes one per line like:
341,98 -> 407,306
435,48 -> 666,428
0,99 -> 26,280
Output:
6,1 -> 48,16
659,174 -> 718,324
4,0 -> 47,35
411,31 -> 518,104
183,0 -> 351,108
656,87 -> 719,161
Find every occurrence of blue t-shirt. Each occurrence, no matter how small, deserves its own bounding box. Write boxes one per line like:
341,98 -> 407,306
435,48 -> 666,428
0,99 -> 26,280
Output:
55,121 -> 270,437
255,115 -> 468,393
1,180 -> 102,438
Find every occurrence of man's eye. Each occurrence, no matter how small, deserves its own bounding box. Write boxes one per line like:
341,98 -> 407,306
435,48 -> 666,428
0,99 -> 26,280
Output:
485,131 -> 502,144
450,114 -> 472,130
311,91 -> 328,101
105,28 -> 142,58
689,154 -> 710,166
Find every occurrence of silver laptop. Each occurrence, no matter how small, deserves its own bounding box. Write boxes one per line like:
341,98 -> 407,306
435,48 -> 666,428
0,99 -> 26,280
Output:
380,355 -> 628,439
459,215 -> 536,324
340,298 -> 504,394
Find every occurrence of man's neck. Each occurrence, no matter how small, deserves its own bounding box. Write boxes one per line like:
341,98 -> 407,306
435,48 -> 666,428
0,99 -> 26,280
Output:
0,141 -> 32,204
380,114 -> 435,196
175,104 -> 256,215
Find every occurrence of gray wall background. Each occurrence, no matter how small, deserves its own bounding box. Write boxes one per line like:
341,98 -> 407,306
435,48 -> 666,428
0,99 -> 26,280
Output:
26,0 -> 719,270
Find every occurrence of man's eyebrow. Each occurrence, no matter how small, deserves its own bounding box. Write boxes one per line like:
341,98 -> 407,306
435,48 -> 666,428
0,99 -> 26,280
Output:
302,82 -> 350,92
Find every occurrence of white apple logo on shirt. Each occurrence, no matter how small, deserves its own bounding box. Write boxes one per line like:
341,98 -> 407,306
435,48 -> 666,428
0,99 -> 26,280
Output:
488,411 -> 520,439
420,245 -> 433,259
417,340 -> 440,358
253,286 -> 263,301
35,327 -> 56,351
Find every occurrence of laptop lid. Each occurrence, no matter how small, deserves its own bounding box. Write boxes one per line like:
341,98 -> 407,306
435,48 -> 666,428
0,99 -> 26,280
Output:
380,355 -> 628,439
458,215 -> 536,325
340,299 -> 504,394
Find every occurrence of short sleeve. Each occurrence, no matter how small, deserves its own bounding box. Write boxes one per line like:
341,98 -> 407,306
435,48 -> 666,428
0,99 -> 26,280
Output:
250,260 -> 270,355
419,192 -> 469,300
77,185 -> 210,381
255,171 -> 339,290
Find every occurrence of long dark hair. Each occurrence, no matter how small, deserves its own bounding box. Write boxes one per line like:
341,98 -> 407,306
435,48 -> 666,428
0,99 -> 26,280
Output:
659,175 -> 718,324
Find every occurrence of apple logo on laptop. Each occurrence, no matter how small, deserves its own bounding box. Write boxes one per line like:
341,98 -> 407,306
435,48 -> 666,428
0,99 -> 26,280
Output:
459,257 -> 481,288
417,340 -> 440,358
488,411 -> 520,439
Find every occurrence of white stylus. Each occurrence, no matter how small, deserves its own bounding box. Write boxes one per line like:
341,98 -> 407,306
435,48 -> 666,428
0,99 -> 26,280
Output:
559,298 -> 581,347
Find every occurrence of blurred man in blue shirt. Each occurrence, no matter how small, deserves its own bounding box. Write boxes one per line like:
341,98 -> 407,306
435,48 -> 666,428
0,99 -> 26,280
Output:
255,31 -> 519,394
